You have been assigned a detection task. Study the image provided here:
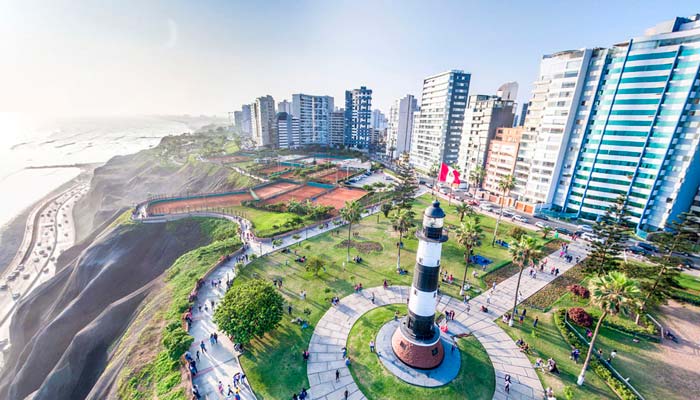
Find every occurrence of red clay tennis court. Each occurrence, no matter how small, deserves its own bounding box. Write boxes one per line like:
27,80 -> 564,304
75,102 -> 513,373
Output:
308,168 -> 347,184
314,187 -> 367,209
252,181 -> 300,199
147,192 -> 253,215
261,184 -> 328,205
258,165 -> 289,175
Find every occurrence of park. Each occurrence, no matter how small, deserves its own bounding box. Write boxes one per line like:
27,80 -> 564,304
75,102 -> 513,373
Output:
135,150 -> 700,400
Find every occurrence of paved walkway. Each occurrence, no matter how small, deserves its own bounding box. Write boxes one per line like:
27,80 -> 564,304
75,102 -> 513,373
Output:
307,239 -> 589,400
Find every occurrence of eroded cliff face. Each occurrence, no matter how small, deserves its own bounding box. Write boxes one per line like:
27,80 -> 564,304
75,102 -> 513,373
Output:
74,148 -> 249,241
0,219 -> 211,400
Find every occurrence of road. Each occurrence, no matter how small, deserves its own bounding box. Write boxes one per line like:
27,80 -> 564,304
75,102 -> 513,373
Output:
0,183 -> 88,362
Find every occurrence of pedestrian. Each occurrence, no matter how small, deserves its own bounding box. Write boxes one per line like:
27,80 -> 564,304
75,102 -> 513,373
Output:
241,373 -> 246,386
486,293 -> 491,304
227,385 -> 234,396
214,332 -> 218,344
371,293 -> 375,304
192,384 -> 202,399
344,389 -> 349,400
210,333 -> 216,345
233,372 -> 241,388
342,346 -> 347,358
369,340 -> 375,352
533,316 -> 539,328
336,369 -> 340,381
466,303 -> 471,313
196,350 -> 200,361
492,281 -> 497,291
522,308 -> 527,317
218,381 -> 224,395
519,314 -> 524,324
609,349 -> 617,363
288,305 -> 293,315
200,340 -> 207,353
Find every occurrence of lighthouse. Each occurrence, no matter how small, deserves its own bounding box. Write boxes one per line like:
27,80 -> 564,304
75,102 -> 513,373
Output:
391,200 -> 448,369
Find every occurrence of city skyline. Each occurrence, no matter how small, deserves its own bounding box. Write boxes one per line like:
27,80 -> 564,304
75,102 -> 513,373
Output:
3,1 -> 700,117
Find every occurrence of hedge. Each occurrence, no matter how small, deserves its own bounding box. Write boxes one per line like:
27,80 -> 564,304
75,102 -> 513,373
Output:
554,309 -> 640,400
669,289 -> 700,306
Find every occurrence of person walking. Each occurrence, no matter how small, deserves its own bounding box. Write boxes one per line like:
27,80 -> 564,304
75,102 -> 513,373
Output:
336,369 -> 340,381
533,316 -> 539,329
200,340 -> 207,353
486,293 -> 491,304
369,340 -> 375,352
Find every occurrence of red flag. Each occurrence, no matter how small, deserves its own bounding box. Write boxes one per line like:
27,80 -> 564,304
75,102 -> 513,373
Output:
438,163 -> 461,184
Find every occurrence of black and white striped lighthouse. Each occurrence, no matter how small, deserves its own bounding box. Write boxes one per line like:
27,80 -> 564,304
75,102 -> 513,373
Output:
392,200 -> 447,369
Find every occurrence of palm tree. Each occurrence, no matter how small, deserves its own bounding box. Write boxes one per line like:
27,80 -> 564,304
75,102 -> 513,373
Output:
429,163 -> 440,195
339,201 -> 362,262
469,166 -> 485,195
455,216 -> 484,296
541,226 -> 553,239
492,174 -> 516,246
577,272 -> 640,385
391,208 -> 415,271
508,236 -> 541,326
455,203 -> 473,222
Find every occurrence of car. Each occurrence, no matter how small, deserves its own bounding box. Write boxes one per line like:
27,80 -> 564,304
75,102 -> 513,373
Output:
22,273 -> 30,280
502,211 -> 514,218
555,227 -> 573,236
11,293 -> 20,300
479,203 -> 494,211
7,273 -> 17,281
637,242 -> 659,253
439,187 -> 450,194
535,221 -> 550,229
533,213 -> 550,221
0,282 -> 8,290
628,246 -> 649,256
468,200 -> 480,206
512,215 -> 529,223
581,232 -> 603,243
577,224 -> 594,233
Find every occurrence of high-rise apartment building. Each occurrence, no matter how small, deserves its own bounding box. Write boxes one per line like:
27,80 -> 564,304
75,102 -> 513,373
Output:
344,86 -> 373,149
512,50 -> 590,208
251,95 -> 276,147
410,70 -> 471,172
239,104 -> 253,135
496,81 -> 519,101
275,112 -> 300,149
233,111 -> 244,131
386,94 -> 419,158
371,109 -> 388,130
330,110 -> 345,147
517,103 -> 529,127
483,127 -> 523,194
552,15 -> 700,234
277,99 -> 293,115
292,94 -> 334,145
457,94 -> 516,180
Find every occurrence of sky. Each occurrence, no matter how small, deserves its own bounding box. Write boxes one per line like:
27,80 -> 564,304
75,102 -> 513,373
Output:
1,0 -> 699,117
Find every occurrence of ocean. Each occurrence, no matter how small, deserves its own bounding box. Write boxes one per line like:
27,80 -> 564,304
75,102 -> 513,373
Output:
0,113 -> 211,230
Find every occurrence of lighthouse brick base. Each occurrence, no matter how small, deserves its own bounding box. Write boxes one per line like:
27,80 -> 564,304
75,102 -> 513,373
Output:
391,327 -> 444,369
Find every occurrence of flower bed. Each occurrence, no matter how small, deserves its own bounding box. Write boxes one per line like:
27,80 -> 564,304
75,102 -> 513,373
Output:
523,265 -> 586,311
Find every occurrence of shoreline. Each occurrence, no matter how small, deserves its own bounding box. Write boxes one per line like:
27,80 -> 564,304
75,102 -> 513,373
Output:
0,166 -> 96,276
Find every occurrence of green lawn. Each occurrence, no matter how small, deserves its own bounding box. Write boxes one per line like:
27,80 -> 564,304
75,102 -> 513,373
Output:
229,205 -> 314,238
498,311 -> 616,400
347,305 -> 495,400
236,196 -> 565,399
677,273 -> 700,292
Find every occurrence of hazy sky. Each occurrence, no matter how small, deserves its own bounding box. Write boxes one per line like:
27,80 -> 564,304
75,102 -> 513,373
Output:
1,1 -> 699,117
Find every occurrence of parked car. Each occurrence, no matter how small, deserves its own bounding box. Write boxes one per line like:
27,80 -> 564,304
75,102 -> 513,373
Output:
533,213 -> 550,221
468,200 -> 480,206
22,273 -> 30,280
555,227 -> 573,236
0,282 -> 8,290
7,273 -> 17,281
535,221 -> 550,230
637,242 -> 659,253
439,187 -> 450,194
479,203 -> 494,212
628,246 -> 649,256
581,232 -> 603,243
577,224 -> 594,233
512,215 -> 529,223
502,211 -> 514,218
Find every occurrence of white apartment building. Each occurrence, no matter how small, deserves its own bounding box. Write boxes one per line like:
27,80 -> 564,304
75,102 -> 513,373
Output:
386,94 -> 418,158
292,94 -> 334,145
410,70 -> 471,172
251,95 -> 276,147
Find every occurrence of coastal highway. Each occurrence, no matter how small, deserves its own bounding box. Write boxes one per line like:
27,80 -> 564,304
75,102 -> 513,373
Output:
0,183 -> 88,365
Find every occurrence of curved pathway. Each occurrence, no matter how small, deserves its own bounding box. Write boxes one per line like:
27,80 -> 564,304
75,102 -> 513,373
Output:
308,240 -> 588,400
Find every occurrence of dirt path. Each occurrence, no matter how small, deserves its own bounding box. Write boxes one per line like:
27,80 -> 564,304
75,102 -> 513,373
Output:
654,300 -> 700,395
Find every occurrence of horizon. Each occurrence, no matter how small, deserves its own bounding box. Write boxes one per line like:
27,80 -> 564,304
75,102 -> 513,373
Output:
2,1 -> 700,117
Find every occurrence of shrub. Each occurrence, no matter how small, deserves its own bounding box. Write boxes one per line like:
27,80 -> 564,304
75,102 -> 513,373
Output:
567,307 -> 593,327
162,326 -> 193,360
567,284 -> 590,299
509,226 -> 527,241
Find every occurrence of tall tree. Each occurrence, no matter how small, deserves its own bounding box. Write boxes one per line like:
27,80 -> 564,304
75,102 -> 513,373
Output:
455,202 -> 473,222
393,152 -> 418,209
583,195 -> 631,276
391,208 -> 415,271
469,166 -> 486,194
214,279 -> 284,346
381,202 -> 393,219
306,256 -> 326,277
429,162 -> 440,193
577,271 -> 640,385
455,216 -> 484,295
632,212 -> 699,323
508,236 -> 541,326
339,200 -> 363,262
492,174 -> 516,245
